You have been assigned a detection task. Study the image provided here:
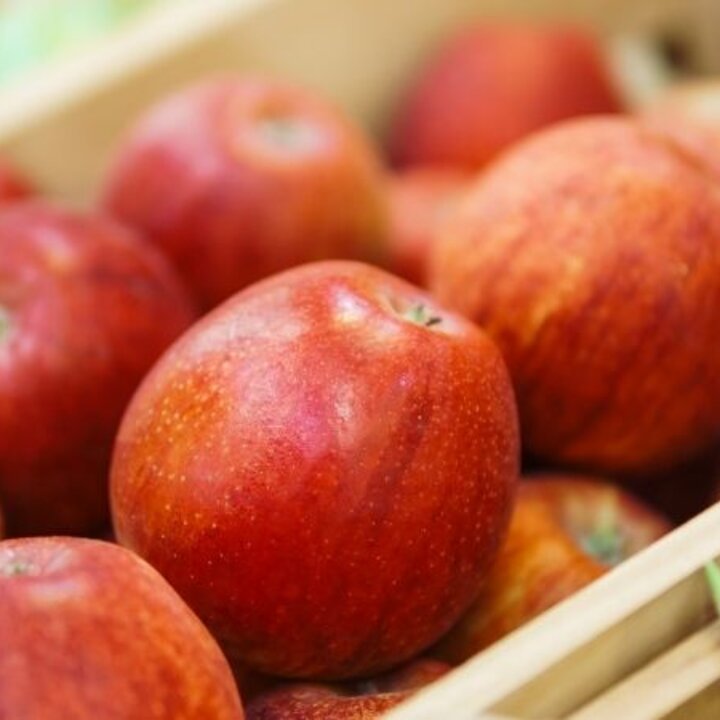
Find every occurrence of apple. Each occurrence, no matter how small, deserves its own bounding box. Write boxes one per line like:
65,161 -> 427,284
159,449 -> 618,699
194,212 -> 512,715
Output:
431,116 -> 720,476
0,536 -> 244,719
103,76 -> 389,311
0,160 -> 34,204
433,475 -> 671,664
386,168 -> 470,286
389,23 -> 622,169
0,201 -> 196,535
246,659 -> 448,719
111,260 -> 519,679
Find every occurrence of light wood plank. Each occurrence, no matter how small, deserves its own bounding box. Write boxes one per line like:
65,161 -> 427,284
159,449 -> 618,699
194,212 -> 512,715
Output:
568,620 -> 720,720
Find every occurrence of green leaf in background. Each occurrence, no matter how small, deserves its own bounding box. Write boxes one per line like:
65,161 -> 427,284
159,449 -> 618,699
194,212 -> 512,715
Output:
0,0 -> 157,86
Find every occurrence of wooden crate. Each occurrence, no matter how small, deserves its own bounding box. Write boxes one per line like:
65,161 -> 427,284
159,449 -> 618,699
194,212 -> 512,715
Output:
2,1 -> 719,717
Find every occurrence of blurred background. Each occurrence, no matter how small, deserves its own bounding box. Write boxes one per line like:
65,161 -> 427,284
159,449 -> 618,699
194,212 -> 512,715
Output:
1,0 -> 719,201
0,0 -> 162,87
0,0 -> 717,93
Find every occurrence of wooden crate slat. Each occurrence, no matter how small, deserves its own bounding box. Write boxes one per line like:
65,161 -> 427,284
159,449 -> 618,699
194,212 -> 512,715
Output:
567,620 -> 720,720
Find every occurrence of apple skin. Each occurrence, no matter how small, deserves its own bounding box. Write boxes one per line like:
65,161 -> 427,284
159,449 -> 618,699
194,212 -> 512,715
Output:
0,160 -> 34,204
246,659 -> 448,719
386,168 -> 470,286
111,260 -> 519,679
389,23 -> 622,169
431,116 -> 720,476
0,537 -> 244,719
103,76 -> 389,311
433,475 -> 671,664
0,201 -> 196,535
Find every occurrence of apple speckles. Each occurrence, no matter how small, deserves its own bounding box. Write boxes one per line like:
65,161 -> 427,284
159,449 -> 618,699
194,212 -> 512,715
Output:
0,203 -> 195,536
0,537 -> 244,719
111,261 -> 518,679
432,116 -> 720,475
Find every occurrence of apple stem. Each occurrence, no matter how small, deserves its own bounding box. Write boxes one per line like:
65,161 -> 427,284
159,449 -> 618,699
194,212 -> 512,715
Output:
406,303 -> 442,328
581,526 -> 624,567
578,497 -> 627,567
704,561 -> 720,616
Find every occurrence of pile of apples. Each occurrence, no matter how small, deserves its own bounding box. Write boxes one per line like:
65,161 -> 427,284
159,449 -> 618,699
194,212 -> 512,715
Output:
3,20 -> 720,720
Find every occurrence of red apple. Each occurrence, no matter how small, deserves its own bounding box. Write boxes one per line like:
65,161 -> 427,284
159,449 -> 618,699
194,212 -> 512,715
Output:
0,537 -> 243,719
386,168 -> 470,286
0,201 -> 196,535
389,23 -> 622,169
0,160 -> 34,205
246,659 -> 448,719
103,76 -> 389,311
111,260 -> 519,679
431,116 -> 720,476
433,475 -> 670,664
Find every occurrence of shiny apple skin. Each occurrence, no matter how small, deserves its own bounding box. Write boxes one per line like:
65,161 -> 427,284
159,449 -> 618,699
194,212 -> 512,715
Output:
112,260 -> 519,679
0,537 -> 244,720
386,168 -> 470,286
103,76 -> 389,311
246,659 -> 448,720
0,202 -> 196,535
431,117 -> 720,476
389,23 -> 622,169
433,475 -> 671,663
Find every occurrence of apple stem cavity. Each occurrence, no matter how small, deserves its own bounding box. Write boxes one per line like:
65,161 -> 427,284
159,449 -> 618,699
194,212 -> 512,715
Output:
255,116 -> 322,154
579,508 -> 626,567
405,303 -> 443,328
577,498 -> 627,567
704,561 -> 720,616
581,525 -> 625,567
2,560 -> 32,577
